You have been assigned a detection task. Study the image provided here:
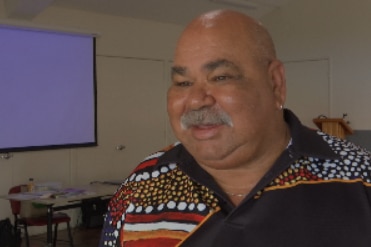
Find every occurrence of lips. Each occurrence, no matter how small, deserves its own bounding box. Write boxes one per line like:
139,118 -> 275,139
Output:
190,124 -> 223,140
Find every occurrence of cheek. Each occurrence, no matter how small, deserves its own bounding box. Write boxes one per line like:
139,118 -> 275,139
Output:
167,90 -> 185,121
219,90 -> 255,113
219,93 -> 235,104
217,89 -> 262,128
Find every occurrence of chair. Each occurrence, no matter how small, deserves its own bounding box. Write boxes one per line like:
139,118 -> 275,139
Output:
8,185 -> 74,247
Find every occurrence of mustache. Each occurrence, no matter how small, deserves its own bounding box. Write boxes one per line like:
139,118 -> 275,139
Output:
180,107 -> 233,129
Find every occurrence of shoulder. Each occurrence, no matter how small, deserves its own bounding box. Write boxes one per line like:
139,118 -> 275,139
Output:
315,132 -> 371,182
319,132 -> 371,160
129,142 -> 182,175
104,143 -> 182,225
109,142 -> 182,204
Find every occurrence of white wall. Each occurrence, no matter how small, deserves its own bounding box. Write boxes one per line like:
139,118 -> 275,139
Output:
0,3 -> 182,231
262,0 -> 371,130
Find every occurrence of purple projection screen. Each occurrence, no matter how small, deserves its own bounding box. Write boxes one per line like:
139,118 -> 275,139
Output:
0,25 -> 97,153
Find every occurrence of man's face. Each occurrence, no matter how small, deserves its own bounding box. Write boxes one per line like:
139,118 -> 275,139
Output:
167,27 -> 284,169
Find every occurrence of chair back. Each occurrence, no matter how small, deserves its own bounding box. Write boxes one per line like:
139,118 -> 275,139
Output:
8,185 -> 25,215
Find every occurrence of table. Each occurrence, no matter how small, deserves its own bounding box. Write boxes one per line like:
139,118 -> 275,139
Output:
4,182 -> 119,247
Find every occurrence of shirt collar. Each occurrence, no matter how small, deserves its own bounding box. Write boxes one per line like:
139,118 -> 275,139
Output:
284,109 -> 339,160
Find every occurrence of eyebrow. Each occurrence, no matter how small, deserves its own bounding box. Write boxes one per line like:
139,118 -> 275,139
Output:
171,66 -> 187,77
171,59 -> 240,77
203,59 -> 239,72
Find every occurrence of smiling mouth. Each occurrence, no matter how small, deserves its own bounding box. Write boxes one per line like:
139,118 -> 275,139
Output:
192,123 -> 221,129
189,124 -> 224,140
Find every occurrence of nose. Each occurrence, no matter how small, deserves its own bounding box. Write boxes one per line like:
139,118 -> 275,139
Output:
187,83 -> 216,110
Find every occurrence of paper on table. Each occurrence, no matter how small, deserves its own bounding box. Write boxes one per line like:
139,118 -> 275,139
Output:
7,193 -> 40,200
7,190 -> 56,200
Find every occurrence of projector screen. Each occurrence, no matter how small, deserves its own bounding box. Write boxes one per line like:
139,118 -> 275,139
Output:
0,25 -> 97,153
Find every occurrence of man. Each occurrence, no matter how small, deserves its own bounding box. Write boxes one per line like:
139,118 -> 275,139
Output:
100,10 -> 371,247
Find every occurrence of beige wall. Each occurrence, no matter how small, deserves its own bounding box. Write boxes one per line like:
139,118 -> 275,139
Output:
0,4 -> 182,230
262,0 -> 371,130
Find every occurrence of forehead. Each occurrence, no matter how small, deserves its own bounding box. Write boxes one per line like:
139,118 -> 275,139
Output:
173,25 -> 256,69
173,41 -> 252,77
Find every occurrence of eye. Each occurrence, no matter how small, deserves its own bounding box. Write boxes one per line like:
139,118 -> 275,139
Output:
174,81 -> 192,87
211,74 -> 235,82
214,75 -> 231,81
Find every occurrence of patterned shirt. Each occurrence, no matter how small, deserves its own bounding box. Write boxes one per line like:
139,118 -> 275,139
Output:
99,110 -> 371,247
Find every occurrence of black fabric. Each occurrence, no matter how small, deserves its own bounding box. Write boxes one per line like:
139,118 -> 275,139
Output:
179,182 -> 371,247
0,218 -> 18,247
81,198 -> 110,228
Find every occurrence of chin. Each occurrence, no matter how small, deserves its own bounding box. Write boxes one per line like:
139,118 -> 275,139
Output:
189,146 -> 227,163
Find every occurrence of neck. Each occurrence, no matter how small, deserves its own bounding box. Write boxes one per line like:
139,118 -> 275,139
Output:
211,167 -> 263,201
201,123 -> 291,206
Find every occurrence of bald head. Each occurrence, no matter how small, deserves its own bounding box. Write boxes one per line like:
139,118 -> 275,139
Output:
175,9 -> 276,65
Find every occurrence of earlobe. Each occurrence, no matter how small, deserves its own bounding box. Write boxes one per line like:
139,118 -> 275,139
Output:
268,60 -> 286,109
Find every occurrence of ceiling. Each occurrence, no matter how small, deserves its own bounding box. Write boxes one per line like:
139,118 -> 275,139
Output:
3,0 -> 291,25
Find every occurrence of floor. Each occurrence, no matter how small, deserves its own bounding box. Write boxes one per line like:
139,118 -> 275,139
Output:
22,226 -> 102,247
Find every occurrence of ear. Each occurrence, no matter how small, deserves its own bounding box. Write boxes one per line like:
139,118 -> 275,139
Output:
268,60 -> 286,110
